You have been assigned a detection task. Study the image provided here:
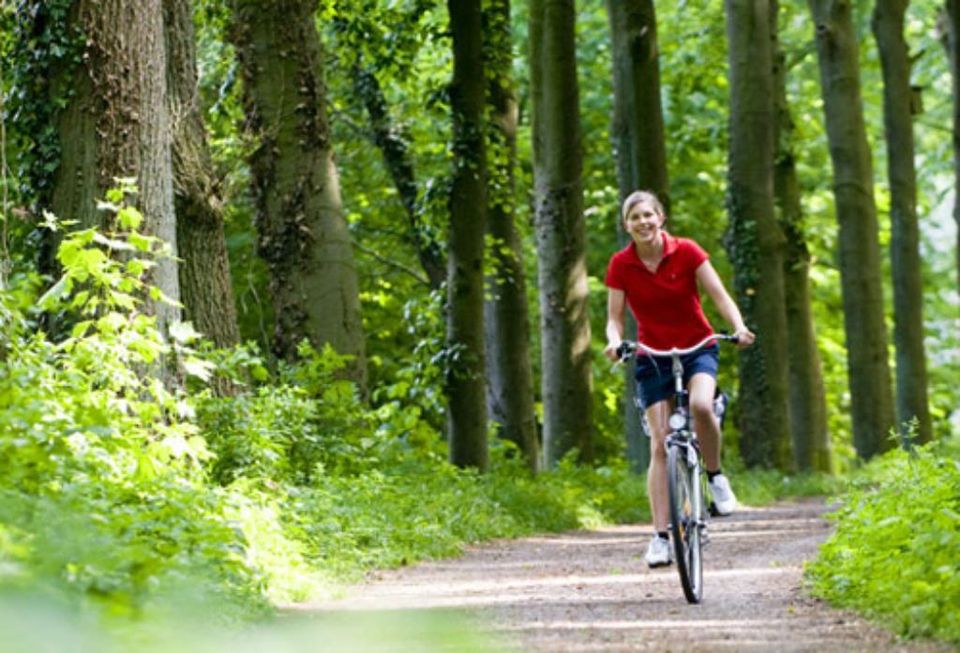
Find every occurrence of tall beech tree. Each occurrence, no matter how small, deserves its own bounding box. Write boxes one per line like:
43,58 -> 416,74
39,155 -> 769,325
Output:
446,0 -> 489,471
605,0 -> 669,473
164,0 -> 239,349
724,0 -> 792,469
946,0 -> 960,298
41,0 -> 180,335
483,0 -> 539,471
771,0 -> 831,471
530,0 -> 594,465
872,0 -> 932,446
808,0 -> 894,459
228,0 -> 366,387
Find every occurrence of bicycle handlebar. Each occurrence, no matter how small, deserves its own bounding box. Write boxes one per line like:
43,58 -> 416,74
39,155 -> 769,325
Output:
616,333 -> 739,362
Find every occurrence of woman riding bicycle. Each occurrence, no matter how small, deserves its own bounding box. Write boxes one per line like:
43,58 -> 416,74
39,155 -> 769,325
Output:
602,191 -> 755,568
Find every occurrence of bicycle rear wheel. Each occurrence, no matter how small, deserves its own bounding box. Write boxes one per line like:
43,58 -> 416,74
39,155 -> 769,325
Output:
667,441 -> 703,603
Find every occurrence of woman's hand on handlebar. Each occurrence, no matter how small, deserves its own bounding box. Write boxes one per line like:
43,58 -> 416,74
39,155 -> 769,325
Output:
733,326 -> 755,349
603,340 -> 622,362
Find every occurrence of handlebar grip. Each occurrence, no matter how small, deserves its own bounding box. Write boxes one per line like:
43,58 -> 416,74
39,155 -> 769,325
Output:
716,332 -> 740,345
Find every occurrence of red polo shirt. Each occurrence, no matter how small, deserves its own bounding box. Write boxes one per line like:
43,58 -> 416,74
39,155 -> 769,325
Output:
604,231 -> 714,350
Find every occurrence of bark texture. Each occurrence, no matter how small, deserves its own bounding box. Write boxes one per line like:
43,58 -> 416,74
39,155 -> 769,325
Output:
483,0 -> 539,471
808,0 -> 895,459
872,0 -> 931,446
50,0 -> 180,334
605,0 -> 670,213
949,0 -> 960,294
164,0 -> 240,349
446,0 -> 489,471
724,0 -> 792,469
229,0 -> 366,387
605,0 -> 669,473
530,0 -> 594,466
771,1 -> 831,472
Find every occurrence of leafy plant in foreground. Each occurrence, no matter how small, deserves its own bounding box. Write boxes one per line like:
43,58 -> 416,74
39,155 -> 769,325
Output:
808,439 -> 960,643
0,189 -> 266,619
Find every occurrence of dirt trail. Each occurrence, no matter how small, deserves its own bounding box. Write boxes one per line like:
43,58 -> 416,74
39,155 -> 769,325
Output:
302,500 -> 951,652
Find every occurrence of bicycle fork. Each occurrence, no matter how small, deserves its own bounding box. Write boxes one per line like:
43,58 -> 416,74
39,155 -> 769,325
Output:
667,434 -> 710,547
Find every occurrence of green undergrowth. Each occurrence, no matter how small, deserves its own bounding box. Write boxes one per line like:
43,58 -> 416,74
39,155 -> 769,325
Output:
807,437 -> 960,644
729,465 -> 841,507
214,447 -> 652,603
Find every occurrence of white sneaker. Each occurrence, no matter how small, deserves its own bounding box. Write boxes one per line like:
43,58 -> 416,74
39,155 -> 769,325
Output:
708,474 -> 737,516
644,535 -> 672,568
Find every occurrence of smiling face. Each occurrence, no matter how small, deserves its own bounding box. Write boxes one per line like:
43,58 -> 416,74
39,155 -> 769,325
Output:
623,198 -> 665,248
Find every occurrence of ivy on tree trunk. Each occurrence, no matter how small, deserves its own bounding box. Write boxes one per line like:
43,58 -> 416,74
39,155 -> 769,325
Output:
724,0 -> 792,470
229,0 -> 366,388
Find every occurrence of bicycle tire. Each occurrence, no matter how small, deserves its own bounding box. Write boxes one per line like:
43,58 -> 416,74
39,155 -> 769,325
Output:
667,440 -> 704,603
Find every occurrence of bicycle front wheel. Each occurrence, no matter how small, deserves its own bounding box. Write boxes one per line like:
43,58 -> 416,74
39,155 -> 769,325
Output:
667,441 -> 703,603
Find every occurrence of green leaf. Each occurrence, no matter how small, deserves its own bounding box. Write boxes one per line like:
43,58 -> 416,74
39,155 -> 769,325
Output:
183,357 -> 214,382
92,232 -> 135,252
37,275 -> 70,310
116,206 -> 143,230
169,321 -> 201,344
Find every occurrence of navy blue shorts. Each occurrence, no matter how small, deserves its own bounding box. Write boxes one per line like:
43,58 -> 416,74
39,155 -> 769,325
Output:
634,343 -> 719,411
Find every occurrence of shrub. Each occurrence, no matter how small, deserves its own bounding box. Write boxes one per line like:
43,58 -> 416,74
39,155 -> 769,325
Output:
0,190 -> 266,620
807,440 -> 960,643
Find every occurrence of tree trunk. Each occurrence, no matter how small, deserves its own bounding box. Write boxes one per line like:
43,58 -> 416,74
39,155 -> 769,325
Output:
352,64 -> 446,289
164,0 -> 240,350
483,0 -> 540,472
872,0 -> 932,446
49,0 -> 180,335
948,0 -> 960,294
771,0 -> 831,472
530,0 -> 594,466
446,0 -> 489,471
808,0 -> 895,460
228,0 -> 366,388
724,0 -> 792,470
605,0 -> 669,473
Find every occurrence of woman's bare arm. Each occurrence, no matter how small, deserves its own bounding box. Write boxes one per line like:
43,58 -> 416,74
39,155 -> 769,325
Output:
696,260 -> 755,348
604,288 -> 627,360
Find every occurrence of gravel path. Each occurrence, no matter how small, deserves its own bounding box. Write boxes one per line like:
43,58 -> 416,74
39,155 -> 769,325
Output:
302,500 -> 951,652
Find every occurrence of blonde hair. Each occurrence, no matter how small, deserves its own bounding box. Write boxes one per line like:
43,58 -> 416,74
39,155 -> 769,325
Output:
621,190 -> 665,221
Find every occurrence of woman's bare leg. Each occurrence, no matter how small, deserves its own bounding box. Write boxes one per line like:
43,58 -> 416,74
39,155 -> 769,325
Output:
646,400 -> 673,532
688,372 -> 720,471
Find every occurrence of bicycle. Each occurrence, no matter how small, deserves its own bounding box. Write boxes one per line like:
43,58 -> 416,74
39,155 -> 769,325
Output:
617,333 -> 738,604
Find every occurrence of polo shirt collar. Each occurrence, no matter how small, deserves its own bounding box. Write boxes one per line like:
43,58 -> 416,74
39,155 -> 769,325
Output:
626,230 -> 679,265
662,231 -> 679,256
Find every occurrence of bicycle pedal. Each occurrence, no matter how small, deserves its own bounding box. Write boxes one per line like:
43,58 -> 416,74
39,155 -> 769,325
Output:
700,523 -> 711,546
